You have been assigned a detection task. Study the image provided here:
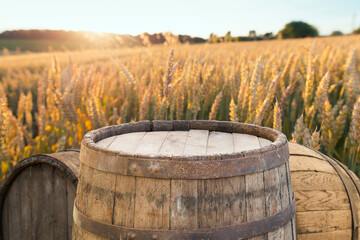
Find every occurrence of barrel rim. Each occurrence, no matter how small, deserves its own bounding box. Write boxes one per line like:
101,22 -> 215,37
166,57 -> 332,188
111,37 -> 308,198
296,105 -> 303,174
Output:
0,150 -> 80,237
82,120 -> 288,161
80,121 -> 289,179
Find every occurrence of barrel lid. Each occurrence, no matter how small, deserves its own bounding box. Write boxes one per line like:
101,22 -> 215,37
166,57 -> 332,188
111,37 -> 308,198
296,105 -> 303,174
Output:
80,121 -> 289,179
96,129 -> 273,157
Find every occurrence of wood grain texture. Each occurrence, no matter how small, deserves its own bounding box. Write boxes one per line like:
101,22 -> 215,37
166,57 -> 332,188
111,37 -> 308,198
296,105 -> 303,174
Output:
295,190 -> 350,211
197,178 -> 223,228
170,179 -> 198,230
98,131 -> 274,156
7,178 -> 21,240
41,164 -> 54,240
221,177 -> 246,226
19,169 -> 32,238
134,177 -> 170,229
285,161 -> 296,240
133,130 -> 171,229
107,132 -> 146,153
167,130 -> 198,230
288,142 -> 324,159
2,193 -> 9,240
183,129 -> 208,156
290,155 -> 337,174
76,163 -> 116,225
206,131 -> 233,155
278,163 -> 292,240
1,153 -> 79,240
296,210 -> 352,234
67,178 -> 76,240
246,172 -> 266,240
259,135 -> 284,239
258,137 -> 272,148
158,131 -> 188,156
233,133 -> 261,152
134,131 -> 168,155
85,166 -> 116,223
113,175 -> 136,227
30,165 -> 43,239
297,229 -> 352,240
198,132 -> 247,229
53,169 -> 68,239
96,136 -> 117,148
245,137 -> 265,240
264,168 -> 284,239
289,143 -> 360,240
291,171 -> 346,191
75,163 -> 93,216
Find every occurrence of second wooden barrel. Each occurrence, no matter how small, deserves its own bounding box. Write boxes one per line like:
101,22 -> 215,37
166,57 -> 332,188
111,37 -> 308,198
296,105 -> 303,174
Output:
0,150 -> 79,240
73,120 -> 296,240
289,142 -> 360,240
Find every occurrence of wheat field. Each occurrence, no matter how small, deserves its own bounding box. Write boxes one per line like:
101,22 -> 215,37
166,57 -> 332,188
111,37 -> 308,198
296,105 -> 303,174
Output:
0,35 -> 359,181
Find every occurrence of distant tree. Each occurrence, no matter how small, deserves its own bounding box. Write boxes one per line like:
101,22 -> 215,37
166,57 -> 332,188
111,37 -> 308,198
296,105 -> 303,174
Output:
331,31 -> 343,36
278,21 -> 319,39
208,33 -> 219,43
224,31 -> 232,42
353,27 -> 360,34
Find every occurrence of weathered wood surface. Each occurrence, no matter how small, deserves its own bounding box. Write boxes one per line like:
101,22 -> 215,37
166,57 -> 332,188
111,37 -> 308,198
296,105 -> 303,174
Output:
75,124 -> 295,240
297,229 -> 352,240
289,142 -> 360,240
101,130 -> 271,156
0,151 -> 79,240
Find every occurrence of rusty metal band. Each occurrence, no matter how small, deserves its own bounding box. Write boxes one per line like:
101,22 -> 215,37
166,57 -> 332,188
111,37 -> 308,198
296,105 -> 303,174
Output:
79,142 -> 289,179
73,199 -> 296,240
313,150 -> 359,240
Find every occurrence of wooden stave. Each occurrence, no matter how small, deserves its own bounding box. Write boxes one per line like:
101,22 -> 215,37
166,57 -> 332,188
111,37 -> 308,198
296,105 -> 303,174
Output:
0,150 -> 80,240
289,142 -> 360,240
74,121 -> 295,240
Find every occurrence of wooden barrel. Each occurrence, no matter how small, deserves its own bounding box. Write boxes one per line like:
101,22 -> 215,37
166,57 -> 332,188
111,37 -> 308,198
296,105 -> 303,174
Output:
73,120 -> 296,240
0,150 -> 80,240
289,142 -> 360,240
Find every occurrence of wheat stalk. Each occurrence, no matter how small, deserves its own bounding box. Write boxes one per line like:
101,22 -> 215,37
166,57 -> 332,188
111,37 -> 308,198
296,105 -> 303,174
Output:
273,100 -> 282,132
229,98 -> 238,122
209,91 -> 223,120
349,97 -> 360,146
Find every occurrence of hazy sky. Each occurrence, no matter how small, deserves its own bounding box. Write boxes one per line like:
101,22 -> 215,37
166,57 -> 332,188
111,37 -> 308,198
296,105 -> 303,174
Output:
1,0 -> 359,37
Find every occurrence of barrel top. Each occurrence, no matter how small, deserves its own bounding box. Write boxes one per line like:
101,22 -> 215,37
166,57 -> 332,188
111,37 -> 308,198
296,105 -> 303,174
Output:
96,130 -> 273,157
81,121 -> 288,179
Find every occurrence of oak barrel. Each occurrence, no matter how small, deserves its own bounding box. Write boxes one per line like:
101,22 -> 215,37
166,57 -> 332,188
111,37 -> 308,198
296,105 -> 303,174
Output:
73,120 -> 296,240
0,150 -> 79,240
289,142 -> 360,240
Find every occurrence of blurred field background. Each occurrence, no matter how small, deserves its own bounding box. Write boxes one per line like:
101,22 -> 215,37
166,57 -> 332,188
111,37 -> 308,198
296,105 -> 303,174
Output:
0,34 -> 359,182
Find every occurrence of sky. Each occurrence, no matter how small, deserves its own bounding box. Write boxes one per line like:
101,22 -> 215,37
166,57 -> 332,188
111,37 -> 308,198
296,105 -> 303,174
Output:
1,0 -> 359,38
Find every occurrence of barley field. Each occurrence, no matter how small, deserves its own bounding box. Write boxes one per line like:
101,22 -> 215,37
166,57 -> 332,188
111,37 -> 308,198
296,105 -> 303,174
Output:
0,35 -> 359,181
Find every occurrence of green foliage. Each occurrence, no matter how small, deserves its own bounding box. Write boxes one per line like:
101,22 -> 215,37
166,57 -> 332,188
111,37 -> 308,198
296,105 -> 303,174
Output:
331,31 -> 343,36
353,27 -> 360,34
278,21 -> 319,39
208,33 -> 219,43
224,31 -> 232,42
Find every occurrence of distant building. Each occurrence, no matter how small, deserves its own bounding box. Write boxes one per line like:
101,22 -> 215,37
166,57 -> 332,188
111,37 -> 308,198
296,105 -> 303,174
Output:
249,30 -> 256,40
